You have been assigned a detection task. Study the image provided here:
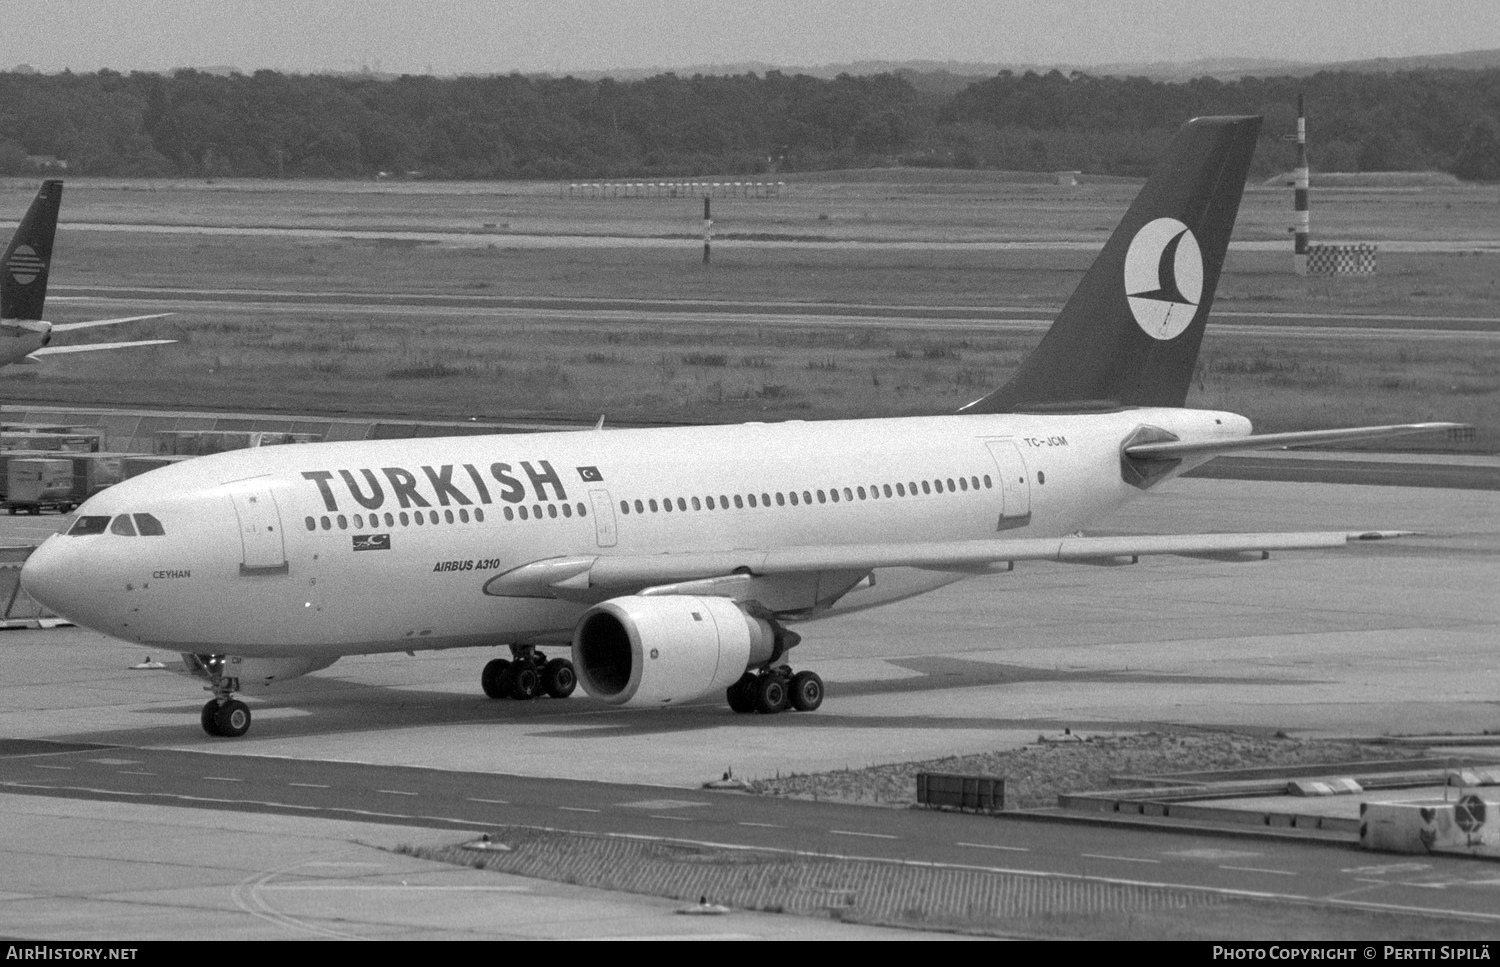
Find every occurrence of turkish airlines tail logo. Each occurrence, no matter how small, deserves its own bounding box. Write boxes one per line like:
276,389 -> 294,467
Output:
1123,218 -> 1203,340
7,245 -> 44,285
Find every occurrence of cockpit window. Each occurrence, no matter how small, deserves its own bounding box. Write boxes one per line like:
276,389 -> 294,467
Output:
67,516 -> 110,536
133,513 -> 166,536
110,515 -> 137,537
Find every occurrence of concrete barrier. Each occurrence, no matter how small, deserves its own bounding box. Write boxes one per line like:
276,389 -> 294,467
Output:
1360,797 -> 1500,857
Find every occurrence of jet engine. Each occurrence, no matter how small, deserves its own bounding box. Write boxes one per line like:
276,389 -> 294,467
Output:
572,595 -> 781,707
178,653 -> 339,691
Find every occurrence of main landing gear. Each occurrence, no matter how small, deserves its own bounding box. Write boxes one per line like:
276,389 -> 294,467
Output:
482,644 -> 577,701
726,667 -> 824,715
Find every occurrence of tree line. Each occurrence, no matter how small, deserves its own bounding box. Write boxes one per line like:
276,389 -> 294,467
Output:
1,66 -> 1496,182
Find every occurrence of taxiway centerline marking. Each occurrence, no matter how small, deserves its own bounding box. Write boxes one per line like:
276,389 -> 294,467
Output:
957,842 -> 1031,852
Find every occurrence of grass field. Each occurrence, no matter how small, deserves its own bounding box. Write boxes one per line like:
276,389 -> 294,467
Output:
4,175 -> 1496,450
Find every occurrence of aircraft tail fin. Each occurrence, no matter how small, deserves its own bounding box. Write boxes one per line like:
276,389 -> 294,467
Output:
2,179 -> 63,322
962,116 -> 1262,414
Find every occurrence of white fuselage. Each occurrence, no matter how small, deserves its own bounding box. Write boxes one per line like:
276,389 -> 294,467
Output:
21,407 -> 1248,658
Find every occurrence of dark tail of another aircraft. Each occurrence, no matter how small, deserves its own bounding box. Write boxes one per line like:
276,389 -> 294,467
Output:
1,179 -> 63,321
962,115 -> 1262,414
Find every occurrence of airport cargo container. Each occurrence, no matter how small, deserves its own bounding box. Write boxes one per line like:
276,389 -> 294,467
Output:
5,458 -> 75,515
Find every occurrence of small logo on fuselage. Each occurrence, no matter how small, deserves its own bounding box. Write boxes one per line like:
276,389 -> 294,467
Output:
352,533 -> 391,551
1123,217 -> 1203,341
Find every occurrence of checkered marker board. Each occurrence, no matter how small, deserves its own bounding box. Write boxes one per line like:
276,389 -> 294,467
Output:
1308,243 -> 1378,275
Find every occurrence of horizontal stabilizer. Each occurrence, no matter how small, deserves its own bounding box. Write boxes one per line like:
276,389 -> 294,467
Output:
50,313 -> 173,332
28,339 -> 176,360
1125,422 -> 1470,460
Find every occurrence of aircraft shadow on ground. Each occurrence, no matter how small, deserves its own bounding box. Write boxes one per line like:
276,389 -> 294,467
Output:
30,655 -> 1311,746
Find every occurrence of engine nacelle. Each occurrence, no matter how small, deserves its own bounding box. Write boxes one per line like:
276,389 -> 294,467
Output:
572,595 -> 777,707
178,653 -> 339,691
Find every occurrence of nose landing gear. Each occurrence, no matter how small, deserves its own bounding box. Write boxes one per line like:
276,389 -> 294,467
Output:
191,654 -> 252,737
482,644 -> 577,701
201,697 -> 251,737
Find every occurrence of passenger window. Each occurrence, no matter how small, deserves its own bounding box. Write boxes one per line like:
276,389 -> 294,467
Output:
460,508 -> 470,523
691,497 -> 701,511
399,512 -> 409,526
134,513 -> 166,536
68,516 -> 110,536
476,509 -> 485,522
676,498 -> 687,511
620,500 -> 630,514
548,505 -> 558,519
858,487 -> 867,500
775,493 -> 785,506
789,492 -> 799,506
305,516 -> 316,532
705,496 -> 715,510
883,484 -> 893,497
843,487 -> 853,501
922,481 -> 932,495
562,503 -> 572,518
504,507 -> 514,521
734,495 -> 744,509
746,494 -> 756,508
802,491 -> 811,504
896,483 -> 906,496
577,503 -> 587,518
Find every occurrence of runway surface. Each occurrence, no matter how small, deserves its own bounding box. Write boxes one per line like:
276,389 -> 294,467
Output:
3,471 -> 1497,937
50,285 -> 1500,342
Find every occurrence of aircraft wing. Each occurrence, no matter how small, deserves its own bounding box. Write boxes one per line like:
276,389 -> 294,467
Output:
26,339 -> 176,360
1124,422 -> 1469,461
49,313 -> 173,332
484,530 -> 1407,599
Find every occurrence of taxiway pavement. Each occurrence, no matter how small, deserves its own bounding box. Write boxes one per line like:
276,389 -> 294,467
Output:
3,470 -> 1497,938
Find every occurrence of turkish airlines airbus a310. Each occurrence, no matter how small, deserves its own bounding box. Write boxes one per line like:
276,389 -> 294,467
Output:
20,116 -> 1461,737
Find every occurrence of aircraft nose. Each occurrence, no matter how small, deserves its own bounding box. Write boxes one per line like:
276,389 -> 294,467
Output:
20,537 -> 88,623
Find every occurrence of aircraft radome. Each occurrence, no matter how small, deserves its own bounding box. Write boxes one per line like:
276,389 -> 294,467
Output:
20,116 -> 1464,738
1,179 -> 174,366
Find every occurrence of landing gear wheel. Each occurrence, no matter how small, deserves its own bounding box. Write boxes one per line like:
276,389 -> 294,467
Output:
754,673 -> 790,715
212,700 -> 251,738
727,673 -> 758,714
200,699 -> 223,737
542,658 -> 577,699
511,665 -> 541,700
481,658 -> 513,699
789,670 -> 824,712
